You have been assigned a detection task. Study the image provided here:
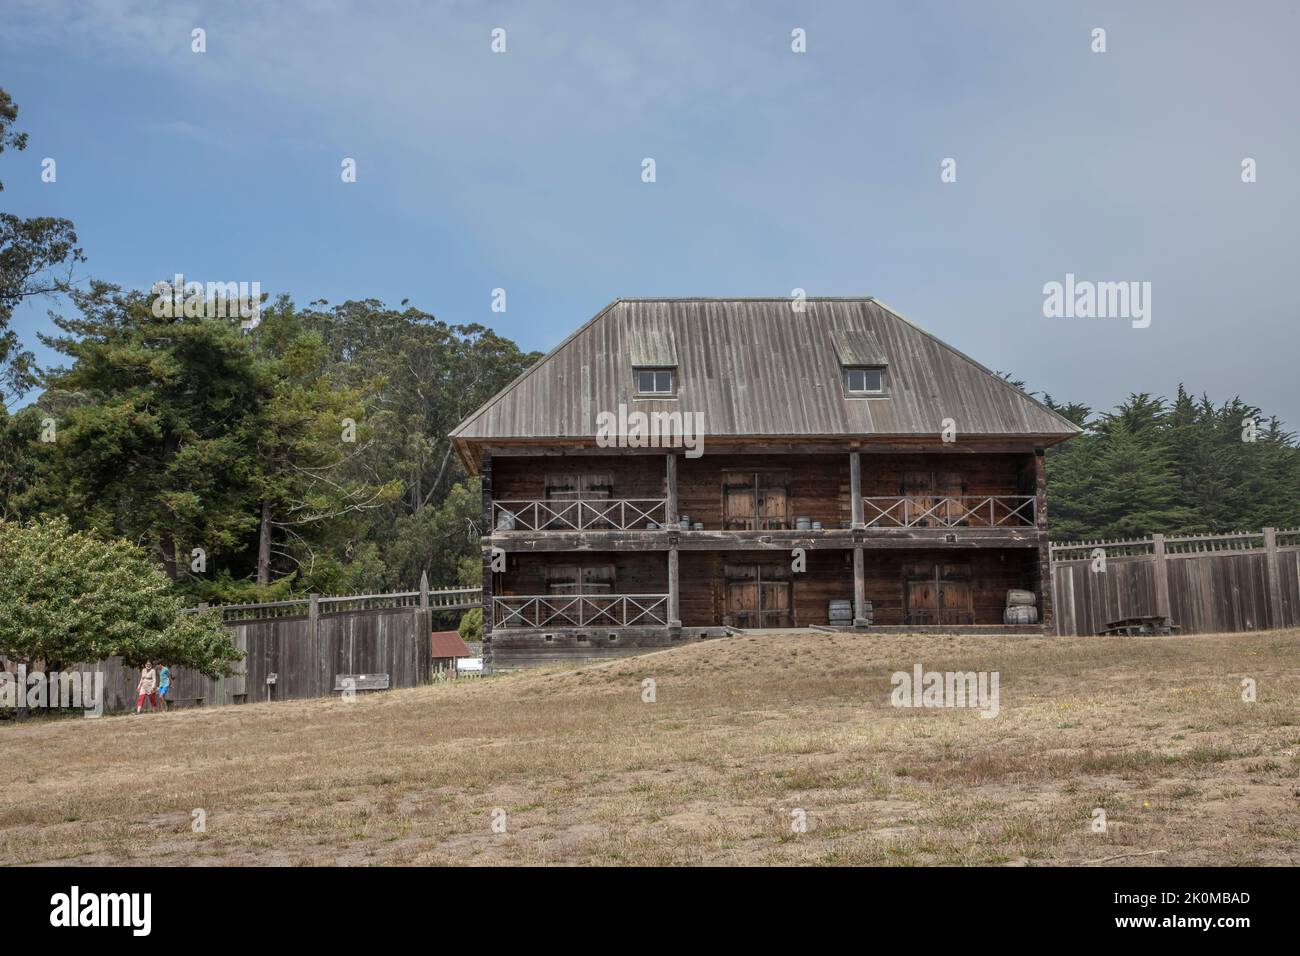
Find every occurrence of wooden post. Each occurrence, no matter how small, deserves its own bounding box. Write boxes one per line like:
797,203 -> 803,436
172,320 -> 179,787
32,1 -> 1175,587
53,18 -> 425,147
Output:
667,545 -> 681,629
1263,527 -> 1283,629
308,592 -> 320,697
849,451 -> 864,529
419,571 -> 431,684
480,452 -> 494,667
1033,449 -> 1048,531
1152,533 -> 1171,621
853,547 -> 867,627
1034,449 -> 1053,631
665,453 -> 678,527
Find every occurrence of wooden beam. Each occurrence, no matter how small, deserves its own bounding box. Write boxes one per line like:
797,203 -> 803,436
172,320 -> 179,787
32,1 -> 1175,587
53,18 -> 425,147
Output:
480,438 -> 1061,457
486,528 -> 1046,552
1263,527 -> 1284,629
1152,532 -> 1171,620
665,453 -> 678,527
1034,449 -> 1053,632
1033,449 -> 1048,531
849,451 -> 864,529
308,593 -> 320,696
667,545 -> 681,628
481,451 -> 494,666
853,547 -> 868,626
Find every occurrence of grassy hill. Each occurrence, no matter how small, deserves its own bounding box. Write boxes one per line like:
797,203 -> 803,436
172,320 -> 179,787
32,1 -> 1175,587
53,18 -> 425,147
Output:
3,629 -> 1298,866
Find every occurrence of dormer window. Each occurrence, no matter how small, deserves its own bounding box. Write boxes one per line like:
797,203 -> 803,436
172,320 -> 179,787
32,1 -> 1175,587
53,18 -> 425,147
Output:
830,327 -> 889,398
635,368 -> 676,397
845,366 -> 885,395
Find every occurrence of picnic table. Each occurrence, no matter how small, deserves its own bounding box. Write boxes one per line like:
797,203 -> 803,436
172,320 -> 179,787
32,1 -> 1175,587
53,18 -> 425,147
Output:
1099,615 -> 1180,636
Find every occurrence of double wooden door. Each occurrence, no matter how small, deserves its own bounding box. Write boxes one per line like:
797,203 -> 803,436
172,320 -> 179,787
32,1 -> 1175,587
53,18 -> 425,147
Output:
904,562 -> 974,625
903,471 -> 965,527
723,472 -> 790,530
725,564 -> 792,629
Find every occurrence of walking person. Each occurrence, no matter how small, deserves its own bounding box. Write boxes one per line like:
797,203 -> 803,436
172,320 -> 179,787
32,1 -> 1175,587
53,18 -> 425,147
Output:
135,661 -> 158,714
156,663 -> 171,711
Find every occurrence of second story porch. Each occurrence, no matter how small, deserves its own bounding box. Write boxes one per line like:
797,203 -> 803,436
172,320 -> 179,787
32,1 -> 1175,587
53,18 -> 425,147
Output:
484,449 -> 1047,548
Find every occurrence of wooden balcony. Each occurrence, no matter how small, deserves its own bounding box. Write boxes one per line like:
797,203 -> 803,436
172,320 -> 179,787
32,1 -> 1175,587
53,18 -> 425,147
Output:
493,593 -> 669,628
493,498 -> 668,532
862,495 -> 1036,529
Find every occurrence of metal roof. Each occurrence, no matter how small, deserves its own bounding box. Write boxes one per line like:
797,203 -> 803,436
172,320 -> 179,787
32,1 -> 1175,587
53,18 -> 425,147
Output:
628,326 -> 678,367
430,631 -> 473,658
829,327 -> 888,367
451,297 -> 1080,460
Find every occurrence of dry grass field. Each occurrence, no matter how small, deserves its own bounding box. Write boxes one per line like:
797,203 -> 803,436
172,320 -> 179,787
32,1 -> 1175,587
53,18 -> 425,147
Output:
3,629 -> 1298,866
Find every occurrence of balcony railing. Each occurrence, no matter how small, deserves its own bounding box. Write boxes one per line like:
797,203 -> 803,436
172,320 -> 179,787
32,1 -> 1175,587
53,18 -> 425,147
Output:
493,498 -> 668,532
862,495 -> 1036,529
493,594 -> 669,628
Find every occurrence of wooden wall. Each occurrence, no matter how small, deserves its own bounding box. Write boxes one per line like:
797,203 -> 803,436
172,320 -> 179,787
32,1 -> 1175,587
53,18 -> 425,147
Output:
678,548 -> 1037,627
858,452 -> 1031,498
1052,541 -> 1300,636
498,551 -> 668,595
5,606 -> 432,715
493,451 -> 1034,531
493,455 -> 665,500
1051,558 -> 1157,637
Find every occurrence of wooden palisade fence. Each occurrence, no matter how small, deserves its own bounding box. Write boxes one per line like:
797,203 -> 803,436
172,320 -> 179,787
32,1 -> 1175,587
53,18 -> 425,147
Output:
1050,527 -> 1300,636
84,578 -> 480,713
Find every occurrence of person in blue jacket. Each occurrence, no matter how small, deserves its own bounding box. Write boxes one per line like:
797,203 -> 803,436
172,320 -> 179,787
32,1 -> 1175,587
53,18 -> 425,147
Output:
156,663 -> 171,711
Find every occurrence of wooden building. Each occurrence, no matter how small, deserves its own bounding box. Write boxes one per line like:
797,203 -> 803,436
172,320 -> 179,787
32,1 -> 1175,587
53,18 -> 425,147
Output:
430,630 -> 474,677
451,298 -> 1079,668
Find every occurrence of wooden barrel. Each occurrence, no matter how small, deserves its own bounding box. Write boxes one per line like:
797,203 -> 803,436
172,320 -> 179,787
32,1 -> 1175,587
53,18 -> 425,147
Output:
829,599 -> 853,622
795,517 -> 812,531
1004,605 -> 1039,625
1005,589 -> 1037,607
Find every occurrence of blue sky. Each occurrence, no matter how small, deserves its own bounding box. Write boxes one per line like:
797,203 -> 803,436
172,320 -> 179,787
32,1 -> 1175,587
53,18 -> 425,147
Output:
3,0 -> 1298,425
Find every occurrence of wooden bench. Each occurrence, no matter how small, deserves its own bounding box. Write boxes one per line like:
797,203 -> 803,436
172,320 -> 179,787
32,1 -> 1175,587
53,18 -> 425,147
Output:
1100,615 -> 1181,636
333,673 -> 390,693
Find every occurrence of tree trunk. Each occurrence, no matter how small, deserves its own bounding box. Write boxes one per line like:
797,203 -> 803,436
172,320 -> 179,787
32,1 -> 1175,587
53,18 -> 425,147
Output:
257,498 -> 273,585
159,535 -> 177,581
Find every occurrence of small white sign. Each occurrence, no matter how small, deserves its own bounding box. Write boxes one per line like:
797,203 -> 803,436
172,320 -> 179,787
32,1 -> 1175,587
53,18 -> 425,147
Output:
459,658 -> 484,673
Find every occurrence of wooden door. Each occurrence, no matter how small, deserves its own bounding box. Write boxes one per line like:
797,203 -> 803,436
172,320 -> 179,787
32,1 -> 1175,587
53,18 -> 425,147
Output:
904,471 -> 965,527
904,563 -> 939,624
757,474 -> 789,530
903,472 -> 936,527
545,473 -> 613,527
723,472 -> 789,530
580,564 -> 615,593
937,563 -> 973,624
725,565 -> 760,628
545,564 -> 579,595
546,563 -> 614,595
760,578 -> 791,627
725,564 -> 792,628
723,474 -> 757,530
937,471 -> 965,526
